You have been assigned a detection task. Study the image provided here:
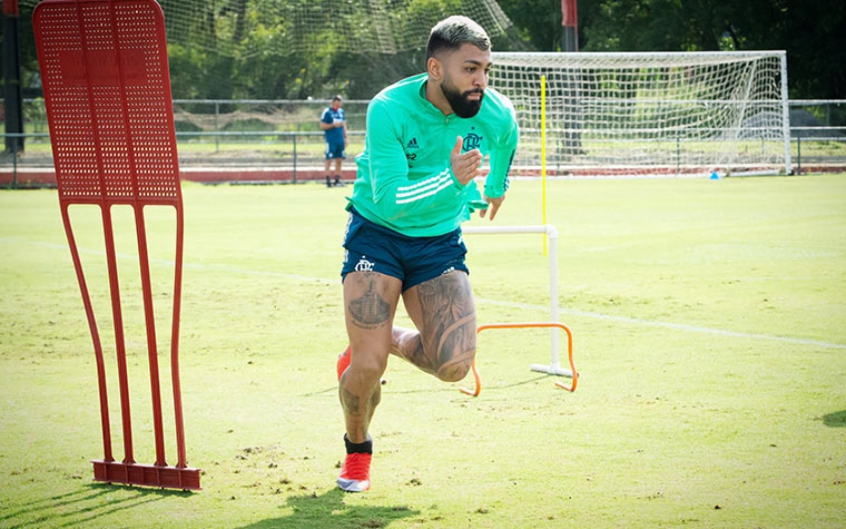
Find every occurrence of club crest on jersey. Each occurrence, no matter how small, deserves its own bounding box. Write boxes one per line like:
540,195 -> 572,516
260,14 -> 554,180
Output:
463,132 -> 483,151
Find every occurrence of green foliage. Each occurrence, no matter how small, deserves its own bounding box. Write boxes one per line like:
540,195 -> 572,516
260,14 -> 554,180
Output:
5,0 -> 844,101
168,44 -> 214,100
570,0 -> 845,98
496,0 -> 562,51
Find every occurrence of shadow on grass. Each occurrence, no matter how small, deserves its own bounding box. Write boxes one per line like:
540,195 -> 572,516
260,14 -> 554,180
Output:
237,488 -> 419,529
0,483 -> 186,528
822,410 -> 846,427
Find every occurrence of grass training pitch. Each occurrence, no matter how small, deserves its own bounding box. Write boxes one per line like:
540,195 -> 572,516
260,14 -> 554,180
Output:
1,174 -> 845,528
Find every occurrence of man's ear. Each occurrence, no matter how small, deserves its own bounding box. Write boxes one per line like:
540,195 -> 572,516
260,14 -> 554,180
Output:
427,56 -> 443,81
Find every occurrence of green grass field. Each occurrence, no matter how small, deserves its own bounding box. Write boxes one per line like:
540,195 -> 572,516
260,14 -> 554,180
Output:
1,174 -> 845,528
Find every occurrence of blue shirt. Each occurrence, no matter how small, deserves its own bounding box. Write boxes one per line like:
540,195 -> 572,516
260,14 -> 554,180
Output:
322,106 -> 346,144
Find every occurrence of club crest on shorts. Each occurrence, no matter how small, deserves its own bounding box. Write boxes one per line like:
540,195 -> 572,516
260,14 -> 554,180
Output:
355,256 -> 375,272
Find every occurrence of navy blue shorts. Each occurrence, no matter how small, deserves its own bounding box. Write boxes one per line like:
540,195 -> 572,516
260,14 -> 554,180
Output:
325,141 -> 346,160
341,208 -> 469,292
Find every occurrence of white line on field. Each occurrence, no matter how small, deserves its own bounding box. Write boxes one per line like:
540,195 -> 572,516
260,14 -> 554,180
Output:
6,236 -> 845,350
477,298 -> 846,350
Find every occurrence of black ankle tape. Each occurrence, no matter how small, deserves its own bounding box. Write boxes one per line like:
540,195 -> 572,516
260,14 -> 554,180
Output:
344,434 -> 373,455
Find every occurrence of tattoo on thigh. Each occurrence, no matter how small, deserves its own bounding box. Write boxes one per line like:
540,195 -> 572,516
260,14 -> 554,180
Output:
348,273 -> 390,329
416,274 -> 476,376
417,275 -> 474,332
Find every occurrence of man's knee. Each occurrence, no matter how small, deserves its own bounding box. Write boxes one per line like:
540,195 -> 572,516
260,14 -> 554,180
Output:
348,349 -> 388,383
433,346 -> 475,383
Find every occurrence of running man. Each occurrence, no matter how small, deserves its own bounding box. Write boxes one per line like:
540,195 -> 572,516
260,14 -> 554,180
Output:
320,95 -> 347,187
335,16 -> 519,492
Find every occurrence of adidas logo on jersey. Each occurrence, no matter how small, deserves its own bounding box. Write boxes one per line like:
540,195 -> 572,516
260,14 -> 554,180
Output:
406,137 -> 420,149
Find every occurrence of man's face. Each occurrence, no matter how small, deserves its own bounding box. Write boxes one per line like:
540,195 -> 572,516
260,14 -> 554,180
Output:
438,43 -> 491,118
332,99 -> 342,110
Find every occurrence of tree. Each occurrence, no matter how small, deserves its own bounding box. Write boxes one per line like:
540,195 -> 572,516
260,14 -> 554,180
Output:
730,0 -> 846,99
4,0 -> 844,101
495,0 -> 562,51
528,0 -> 846,98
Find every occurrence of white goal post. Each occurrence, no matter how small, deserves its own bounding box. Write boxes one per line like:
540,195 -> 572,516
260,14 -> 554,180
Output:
490,51 -> 792,177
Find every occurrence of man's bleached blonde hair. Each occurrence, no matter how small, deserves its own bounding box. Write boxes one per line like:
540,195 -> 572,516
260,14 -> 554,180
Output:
427,16 -> 491,59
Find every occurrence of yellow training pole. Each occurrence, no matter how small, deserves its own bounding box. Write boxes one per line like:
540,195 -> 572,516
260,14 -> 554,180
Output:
541,75 -> 548,256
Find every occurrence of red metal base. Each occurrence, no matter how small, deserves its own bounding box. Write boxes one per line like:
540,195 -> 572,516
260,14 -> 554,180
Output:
93,460 -> 201,491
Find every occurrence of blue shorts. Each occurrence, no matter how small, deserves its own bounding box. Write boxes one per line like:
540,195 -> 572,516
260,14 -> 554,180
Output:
341,208 -> 469,292
326,141 -> 346,160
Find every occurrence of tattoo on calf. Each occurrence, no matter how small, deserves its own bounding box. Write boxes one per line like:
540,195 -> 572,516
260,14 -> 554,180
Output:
410,339 -> 434,373
392,333 -> 435,374
341,388 -> 360,414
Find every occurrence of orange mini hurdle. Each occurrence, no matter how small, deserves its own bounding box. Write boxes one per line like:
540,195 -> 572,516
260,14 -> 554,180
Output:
460,322 -> 579,396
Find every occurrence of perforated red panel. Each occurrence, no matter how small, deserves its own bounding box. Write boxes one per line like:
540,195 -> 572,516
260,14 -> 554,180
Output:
34,0 -> 181,205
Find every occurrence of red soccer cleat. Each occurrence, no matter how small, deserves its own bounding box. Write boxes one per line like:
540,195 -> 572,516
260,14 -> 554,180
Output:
337,346 -> 351,381
337,452 -> 372,492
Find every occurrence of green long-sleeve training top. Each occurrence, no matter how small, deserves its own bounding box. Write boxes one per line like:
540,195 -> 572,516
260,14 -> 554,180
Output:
347,73 -> 519,237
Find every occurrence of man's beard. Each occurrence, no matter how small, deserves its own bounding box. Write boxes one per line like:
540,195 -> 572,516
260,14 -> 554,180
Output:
441,77 -> 484,118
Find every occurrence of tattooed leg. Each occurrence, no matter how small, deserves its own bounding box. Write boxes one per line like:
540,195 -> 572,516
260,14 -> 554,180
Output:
391,327 -> 431,374
341,271 -> 401,443
395,271 -> 477,382
339,381 -> 381,443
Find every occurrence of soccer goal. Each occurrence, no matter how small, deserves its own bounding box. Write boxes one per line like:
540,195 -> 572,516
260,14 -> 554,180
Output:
490,51 -> 792,177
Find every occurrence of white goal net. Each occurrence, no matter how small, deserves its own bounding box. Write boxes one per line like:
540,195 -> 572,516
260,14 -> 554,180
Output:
490,51 -> 792,177
18,0 -> 512,57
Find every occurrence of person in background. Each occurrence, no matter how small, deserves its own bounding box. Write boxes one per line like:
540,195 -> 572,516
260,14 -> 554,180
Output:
320,95 -> 347,187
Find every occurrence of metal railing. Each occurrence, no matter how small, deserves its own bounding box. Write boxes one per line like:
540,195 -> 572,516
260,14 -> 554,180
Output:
2,99 -> 844,187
